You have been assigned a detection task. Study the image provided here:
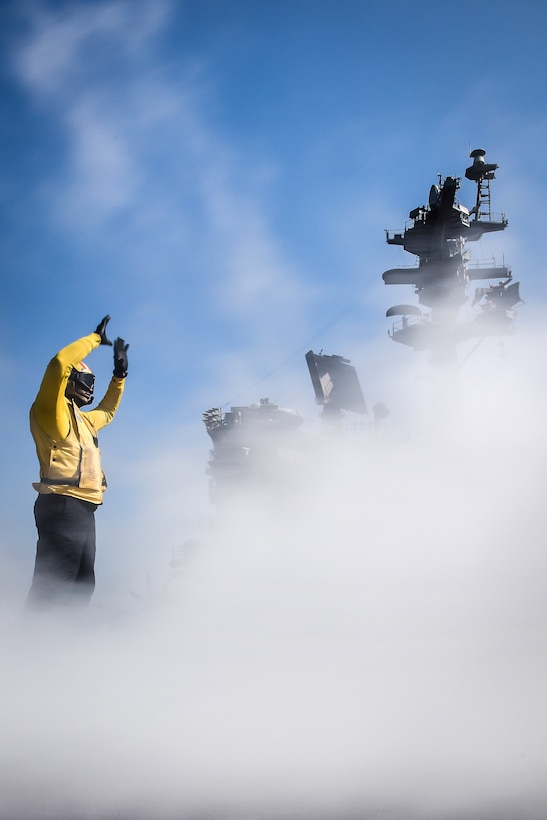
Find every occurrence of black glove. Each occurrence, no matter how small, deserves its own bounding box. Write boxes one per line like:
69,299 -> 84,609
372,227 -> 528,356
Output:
113,337 -> 129,378
95,315 -> 113,346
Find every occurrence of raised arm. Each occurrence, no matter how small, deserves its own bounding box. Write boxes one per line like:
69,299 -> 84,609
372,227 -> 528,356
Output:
86,376 -> 125,431
32,332 -> 102,440
86,336 -> 129,430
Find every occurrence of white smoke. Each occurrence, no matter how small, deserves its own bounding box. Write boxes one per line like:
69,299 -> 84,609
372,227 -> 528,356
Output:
2,325 -> 547,820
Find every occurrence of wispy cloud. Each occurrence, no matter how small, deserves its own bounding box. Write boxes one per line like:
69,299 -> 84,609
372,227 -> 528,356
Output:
10,0 -> 315,356
11,0 -> 170,98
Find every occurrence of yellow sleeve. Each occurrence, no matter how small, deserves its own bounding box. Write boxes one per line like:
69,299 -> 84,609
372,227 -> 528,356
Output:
86,376 -> 125,431
31,333 -> 102,440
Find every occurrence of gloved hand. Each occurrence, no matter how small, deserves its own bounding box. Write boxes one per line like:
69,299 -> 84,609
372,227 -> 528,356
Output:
95,315 -> 113,346
113,337 -> 129,378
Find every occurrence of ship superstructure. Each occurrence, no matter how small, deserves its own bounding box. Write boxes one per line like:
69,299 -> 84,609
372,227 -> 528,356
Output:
383,149 -> 521,363
202,150 -> 523,498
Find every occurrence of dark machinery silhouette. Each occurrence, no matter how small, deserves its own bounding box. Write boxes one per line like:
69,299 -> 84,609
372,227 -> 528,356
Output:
305,351 -> 367,416
203,357 -> 370,502
203,398 -> 304,503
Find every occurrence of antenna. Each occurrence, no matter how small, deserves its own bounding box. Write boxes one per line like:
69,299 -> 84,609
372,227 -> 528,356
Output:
465,148 -> 498,221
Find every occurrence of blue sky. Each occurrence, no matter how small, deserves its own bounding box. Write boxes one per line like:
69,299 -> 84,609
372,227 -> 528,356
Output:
1,0 -> 546,591
2,2 -> 547,816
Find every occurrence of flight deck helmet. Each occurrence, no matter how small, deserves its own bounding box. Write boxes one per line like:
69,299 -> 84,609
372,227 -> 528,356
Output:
66,361 -> 95,406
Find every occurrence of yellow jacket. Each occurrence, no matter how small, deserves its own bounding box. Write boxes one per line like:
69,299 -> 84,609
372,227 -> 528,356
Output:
30,332 -> 125,504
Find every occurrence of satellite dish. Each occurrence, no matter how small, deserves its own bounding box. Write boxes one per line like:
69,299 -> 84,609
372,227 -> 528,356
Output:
385,305 -> 422,318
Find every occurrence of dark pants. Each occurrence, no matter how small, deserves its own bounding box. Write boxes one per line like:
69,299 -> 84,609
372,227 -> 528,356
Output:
26,494 -> 99,608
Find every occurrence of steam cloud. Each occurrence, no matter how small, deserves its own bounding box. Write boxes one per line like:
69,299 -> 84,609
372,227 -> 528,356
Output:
2,329 -> 547,820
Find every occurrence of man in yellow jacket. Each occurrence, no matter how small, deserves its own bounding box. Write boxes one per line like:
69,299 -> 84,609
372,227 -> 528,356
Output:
26,315 -> 129,608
